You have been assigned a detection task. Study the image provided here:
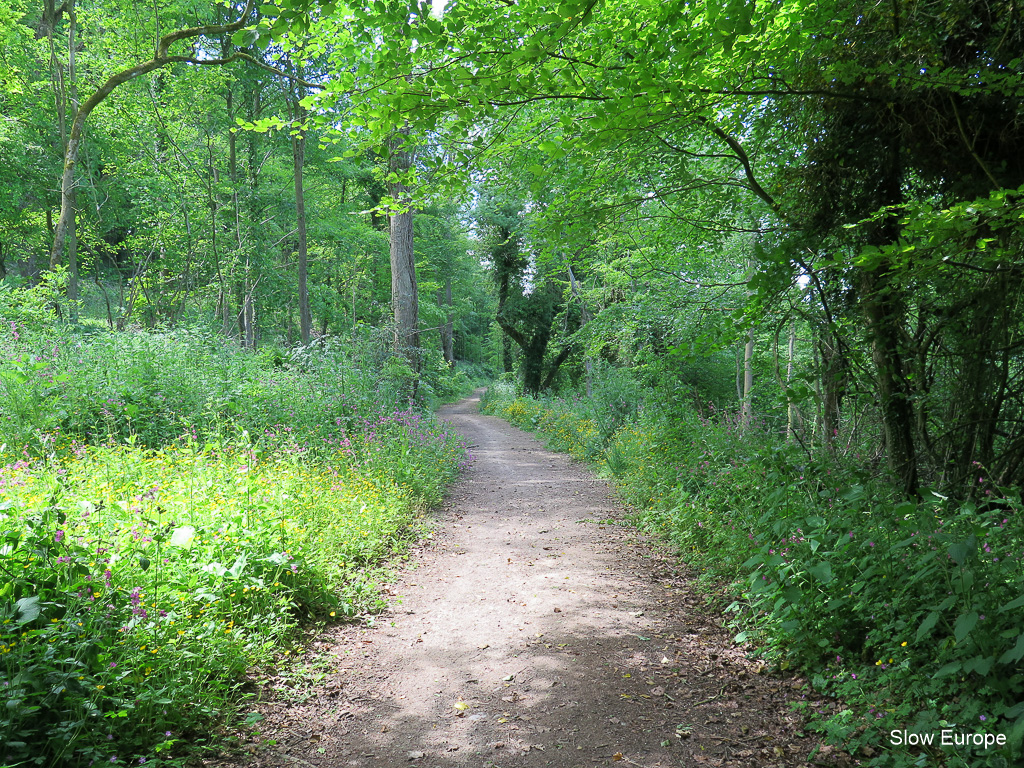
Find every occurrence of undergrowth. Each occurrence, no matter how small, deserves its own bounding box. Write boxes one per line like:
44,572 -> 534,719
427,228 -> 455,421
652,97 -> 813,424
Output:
0,321 -> 469,767
482,380 -> 1024,768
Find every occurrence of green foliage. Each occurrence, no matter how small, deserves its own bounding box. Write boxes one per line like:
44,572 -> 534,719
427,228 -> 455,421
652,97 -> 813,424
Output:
0,328 -> 468,766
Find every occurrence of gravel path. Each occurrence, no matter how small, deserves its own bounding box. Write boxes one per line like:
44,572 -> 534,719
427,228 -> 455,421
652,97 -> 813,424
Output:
220,392 -> 848,768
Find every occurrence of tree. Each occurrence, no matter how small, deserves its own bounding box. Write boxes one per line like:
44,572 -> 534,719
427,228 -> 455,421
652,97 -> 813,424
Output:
388,127 -> 419,380
49,1 -> 256,273
476,189 -> 576,393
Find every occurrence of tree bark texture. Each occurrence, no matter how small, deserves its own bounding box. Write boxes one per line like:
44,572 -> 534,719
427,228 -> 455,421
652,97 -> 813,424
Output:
389,128 -> 419,368
292,110 -> 310,345
441,276 -> 455,368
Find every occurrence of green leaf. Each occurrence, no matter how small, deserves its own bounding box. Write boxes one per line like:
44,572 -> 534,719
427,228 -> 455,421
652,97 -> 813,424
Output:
916,610 -> 940,641
999,594 -> 1024,613
807,562 -> 833,584
227,552 -> 248,579
998,633 -> 1024,665
933,661 -> 961,678
231,29 -> 259,48
15,595 -> 41,625
954,611 -> 978,643
963,655 -> 992,677
948,536 -> 976,566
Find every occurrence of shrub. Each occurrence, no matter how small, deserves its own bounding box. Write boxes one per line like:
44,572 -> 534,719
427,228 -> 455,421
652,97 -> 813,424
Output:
0,327 -> 469,766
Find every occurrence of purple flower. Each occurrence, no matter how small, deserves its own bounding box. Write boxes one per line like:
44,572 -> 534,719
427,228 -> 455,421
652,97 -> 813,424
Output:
55,529 -> 65,543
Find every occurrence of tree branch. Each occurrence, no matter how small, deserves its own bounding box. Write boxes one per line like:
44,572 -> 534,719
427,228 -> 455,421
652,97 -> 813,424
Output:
49,1 -> 327,268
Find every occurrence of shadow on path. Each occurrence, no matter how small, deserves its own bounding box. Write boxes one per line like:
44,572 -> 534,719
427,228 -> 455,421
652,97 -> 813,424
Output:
217,391 -> 842,768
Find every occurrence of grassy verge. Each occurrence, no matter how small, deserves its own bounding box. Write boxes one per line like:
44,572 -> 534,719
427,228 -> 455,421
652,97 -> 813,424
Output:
482,381 -> 1024,768
1,325 -> 469,767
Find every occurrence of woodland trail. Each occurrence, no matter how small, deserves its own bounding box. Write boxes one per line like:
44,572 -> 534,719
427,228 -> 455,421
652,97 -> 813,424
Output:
219,392 -> 847,768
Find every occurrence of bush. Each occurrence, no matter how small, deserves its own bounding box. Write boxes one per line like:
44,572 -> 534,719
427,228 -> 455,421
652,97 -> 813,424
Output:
0,327 -> 469,766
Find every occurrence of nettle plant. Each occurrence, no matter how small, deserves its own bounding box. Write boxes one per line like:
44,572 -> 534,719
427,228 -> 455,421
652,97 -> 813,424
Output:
728,478 -> 1024,766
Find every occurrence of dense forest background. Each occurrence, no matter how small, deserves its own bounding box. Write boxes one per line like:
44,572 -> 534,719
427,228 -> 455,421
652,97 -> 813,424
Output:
2,0 -> 1024,766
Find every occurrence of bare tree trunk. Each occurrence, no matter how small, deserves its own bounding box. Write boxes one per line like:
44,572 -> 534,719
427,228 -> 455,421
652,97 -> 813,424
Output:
741,326 -> 754,430
65,4 -> 80,318
389,127 -> 419,376
735,347 -> 744,404
440,276 -> 455,368
290,73 -> 311,345
786,319 -> 800,440
567,263 -> 592,398
244,280 -> 256,349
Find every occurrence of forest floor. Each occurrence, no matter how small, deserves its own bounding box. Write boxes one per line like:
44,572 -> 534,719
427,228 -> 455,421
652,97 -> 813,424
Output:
212,392 -> 856,768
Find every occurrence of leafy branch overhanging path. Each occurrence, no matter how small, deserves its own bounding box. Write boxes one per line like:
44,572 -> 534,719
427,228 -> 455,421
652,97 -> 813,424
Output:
222,392 -> 847,768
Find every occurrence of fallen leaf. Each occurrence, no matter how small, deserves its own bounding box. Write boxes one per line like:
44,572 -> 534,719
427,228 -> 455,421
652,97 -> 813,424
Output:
453,701 -> 470,712
613,753 -> 624,761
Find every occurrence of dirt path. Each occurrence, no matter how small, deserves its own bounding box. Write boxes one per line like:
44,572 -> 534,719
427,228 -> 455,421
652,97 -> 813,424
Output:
223,392 -> 845,768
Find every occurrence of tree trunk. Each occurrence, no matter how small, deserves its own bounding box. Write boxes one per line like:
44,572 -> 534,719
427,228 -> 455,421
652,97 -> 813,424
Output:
861,130 -> 919,497
292,109 -> 310,345
521,330 -> 551,395
440,275 -> 455,368
741,326 -> 754,430
861,266 -> 918,496
567,263 -> 592,398
389,127 -> 419,375
65,3 -> 80,318
502,334 -> 514,373
786,319 -> 799,440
